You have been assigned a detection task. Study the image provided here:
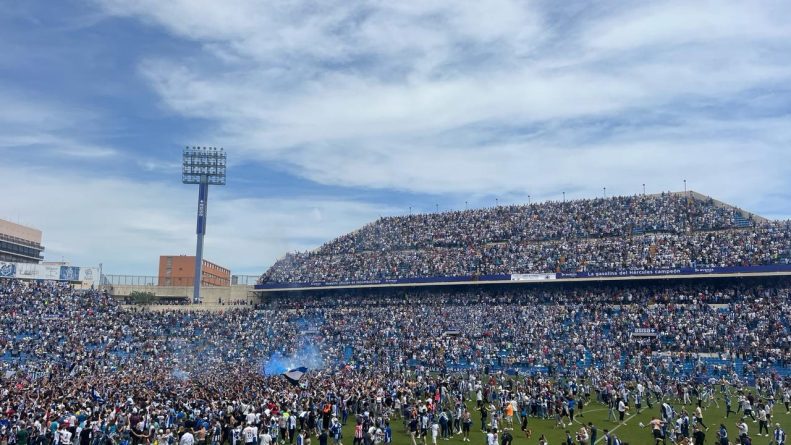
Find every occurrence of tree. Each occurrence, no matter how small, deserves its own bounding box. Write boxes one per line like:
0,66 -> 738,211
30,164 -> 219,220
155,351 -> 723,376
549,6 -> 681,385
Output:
129,291 -> 156,305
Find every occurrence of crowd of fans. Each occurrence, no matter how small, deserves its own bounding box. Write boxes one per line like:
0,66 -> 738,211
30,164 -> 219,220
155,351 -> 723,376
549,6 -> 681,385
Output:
1,278 -> 790,445
260,193 -> 791,284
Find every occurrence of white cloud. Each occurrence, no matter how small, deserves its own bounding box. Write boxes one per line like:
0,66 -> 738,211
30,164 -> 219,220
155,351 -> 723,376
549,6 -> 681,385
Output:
4,0 -> 790,277
0,164 -> 394,275
93,0 -> 791,206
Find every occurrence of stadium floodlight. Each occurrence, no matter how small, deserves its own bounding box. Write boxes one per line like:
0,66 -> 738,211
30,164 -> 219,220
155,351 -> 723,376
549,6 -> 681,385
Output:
182,146 -> 226,304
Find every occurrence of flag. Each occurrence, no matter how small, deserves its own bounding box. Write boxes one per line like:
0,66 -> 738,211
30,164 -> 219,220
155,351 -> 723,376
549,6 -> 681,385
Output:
282,367 -> 308,386
91,388 -> 106,404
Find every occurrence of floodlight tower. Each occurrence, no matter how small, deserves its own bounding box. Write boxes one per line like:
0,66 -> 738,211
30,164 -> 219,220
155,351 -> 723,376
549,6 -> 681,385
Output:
182,146 -> 226,304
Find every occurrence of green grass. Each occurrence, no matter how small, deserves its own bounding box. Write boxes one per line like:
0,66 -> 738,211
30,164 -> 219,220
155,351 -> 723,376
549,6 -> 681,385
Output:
338,392 -> 791,445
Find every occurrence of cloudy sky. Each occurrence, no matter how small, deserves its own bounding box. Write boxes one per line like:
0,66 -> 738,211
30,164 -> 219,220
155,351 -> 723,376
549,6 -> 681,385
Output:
1,0 -> 790,276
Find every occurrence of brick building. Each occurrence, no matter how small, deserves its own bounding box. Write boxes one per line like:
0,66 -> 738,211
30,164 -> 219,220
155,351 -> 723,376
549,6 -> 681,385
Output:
158,255 -> 230,286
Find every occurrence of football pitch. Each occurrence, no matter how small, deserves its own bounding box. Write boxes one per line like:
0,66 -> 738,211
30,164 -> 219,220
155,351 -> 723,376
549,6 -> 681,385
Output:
337,391 -> 791,445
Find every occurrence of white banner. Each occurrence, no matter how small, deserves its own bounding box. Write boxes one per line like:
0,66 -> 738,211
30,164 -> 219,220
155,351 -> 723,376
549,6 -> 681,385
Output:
42,265 -> 61,280
14,263 -> 43,279
79,267 -> 99,284
0,261 -> 97,284
510,273 -> 557,281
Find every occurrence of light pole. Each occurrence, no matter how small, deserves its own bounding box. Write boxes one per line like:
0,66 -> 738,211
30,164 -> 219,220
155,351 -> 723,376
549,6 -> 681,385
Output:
603,187 -> 606,198
435,203 -> 439,213
495,198 -> 499,207
182,146 -> 226,304
465,201 -> 468,210
528,195 -> 531,205
562,192 -> 565,203
643,183 -> 646,195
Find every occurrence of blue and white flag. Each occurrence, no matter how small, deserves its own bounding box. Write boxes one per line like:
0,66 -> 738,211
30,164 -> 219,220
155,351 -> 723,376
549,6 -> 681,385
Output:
282,367 -> 308,386
91,388 -> 106,404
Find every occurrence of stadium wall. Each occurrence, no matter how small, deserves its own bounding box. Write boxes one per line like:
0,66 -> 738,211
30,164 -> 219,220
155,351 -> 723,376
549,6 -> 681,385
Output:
106,283 -> 255,304
255,264 -> 791,293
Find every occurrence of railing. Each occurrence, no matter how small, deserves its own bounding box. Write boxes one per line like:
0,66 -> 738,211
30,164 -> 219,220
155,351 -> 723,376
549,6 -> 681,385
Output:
101,275 -> 233,286
101,275 -> 158,286
0,232 -> 44,250
231,275 -> 260,285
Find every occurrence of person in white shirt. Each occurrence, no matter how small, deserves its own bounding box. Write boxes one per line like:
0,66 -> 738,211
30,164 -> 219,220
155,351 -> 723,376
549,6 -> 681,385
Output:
737,419 -> 749,442
486,429 -> 497,445
260,429 -> 273,445
694,406 -> 708,431
617,400 -> 628,424
59,425 -> 73,445
180,430 -> 195,445
243,424 -> 257,445
431,422 -> 439,445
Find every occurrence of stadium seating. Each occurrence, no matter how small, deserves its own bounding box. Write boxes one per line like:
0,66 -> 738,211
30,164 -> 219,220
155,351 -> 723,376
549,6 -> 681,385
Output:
260,193 -> 791,284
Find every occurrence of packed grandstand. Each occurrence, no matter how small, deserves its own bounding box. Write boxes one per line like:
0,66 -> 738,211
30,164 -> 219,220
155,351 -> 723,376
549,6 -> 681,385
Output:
259,192 -> 791,285
2,192 -> 791,445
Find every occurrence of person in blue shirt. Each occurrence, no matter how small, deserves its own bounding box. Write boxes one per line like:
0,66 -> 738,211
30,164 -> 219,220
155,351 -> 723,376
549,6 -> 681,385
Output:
567,398 -> 576,422
775,424 -> 786,445
383,421 -> 392,445
717,424 -> 728,445
602,429 -> 611,445
330,419 -> 342,445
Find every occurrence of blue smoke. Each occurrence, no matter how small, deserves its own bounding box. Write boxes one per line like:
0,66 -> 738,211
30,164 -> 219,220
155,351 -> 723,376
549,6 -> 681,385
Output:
172,369 -> 190,381
262,343 -> 324,376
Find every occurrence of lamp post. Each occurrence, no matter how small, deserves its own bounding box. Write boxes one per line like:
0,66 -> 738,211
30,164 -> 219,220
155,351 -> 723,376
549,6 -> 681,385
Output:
182,146 -> 226,304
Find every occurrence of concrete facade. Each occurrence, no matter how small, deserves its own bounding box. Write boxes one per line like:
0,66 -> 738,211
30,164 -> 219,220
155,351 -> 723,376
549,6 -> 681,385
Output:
105,283 -> 255,306
0,218 -> 44,263
0,219 -> 42,244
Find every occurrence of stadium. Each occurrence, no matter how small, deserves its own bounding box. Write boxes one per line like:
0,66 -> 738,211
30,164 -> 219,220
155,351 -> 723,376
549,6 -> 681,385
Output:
2,191 -> 791,445
3,3 -> 791,445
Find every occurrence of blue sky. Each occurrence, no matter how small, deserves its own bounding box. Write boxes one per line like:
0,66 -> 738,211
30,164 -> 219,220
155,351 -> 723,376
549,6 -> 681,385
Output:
1,0 -> 790,276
